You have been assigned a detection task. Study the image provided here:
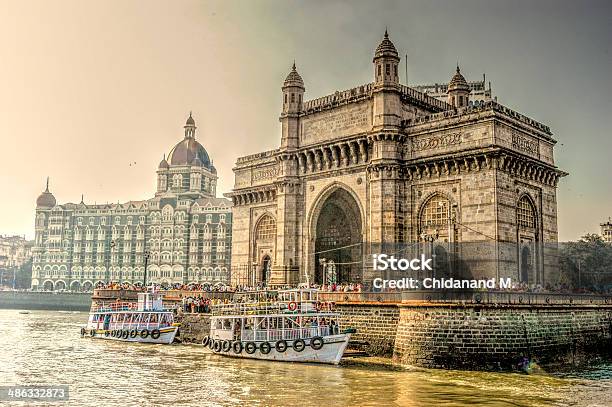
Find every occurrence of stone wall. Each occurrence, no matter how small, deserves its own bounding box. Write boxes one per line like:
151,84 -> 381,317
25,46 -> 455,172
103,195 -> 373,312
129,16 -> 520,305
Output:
176,312 -> 211,344
394,304 -> 612,370
335,303 -> 400,357
0,291 -> 91,311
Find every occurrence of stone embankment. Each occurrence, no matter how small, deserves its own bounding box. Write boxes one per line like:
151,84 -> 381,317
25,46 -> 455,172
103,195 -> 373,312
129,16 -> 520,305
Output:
0,290 -> 91,311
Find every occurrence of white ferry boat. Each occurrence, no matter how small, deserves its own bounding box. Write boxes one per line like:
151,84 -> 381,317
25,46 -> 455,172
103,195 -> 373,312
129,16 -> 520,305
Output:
81,290 -> 179,344
202,289 -> 355,365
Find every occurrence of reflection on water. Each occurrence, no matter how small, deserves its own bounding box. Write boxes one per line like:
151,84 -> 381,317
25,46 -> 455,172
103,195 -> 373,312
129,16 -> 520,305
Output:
1,310 -> 610,407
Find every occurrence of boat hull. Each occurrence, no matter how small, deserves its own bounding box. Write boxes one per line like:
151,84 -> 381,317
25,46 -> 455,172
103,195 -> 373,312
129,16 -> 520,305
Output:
82,326 -> 178,345
210,333 -> 351,365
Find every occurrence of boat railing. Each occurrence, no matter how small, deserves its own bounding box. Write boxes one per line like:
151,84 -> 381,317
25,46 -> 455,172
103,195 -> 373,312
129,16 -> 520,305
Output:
211,299 -> 336,316
92,301 -> 137,312
239,326 -> 333,342
211,302 -> 285,316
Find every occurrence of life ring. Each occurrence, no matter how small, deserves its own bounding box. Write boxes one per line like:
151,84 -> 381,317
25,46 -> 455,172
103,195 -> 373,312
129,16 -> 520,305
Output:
104,330 -> 110,337
275,340 -> 288,353
293,339 -> 306,352
130,329 -> 138,338
310,336 -> 324,350
90,329 -> 96,337
233,341 -> 243,354
213,340 -> 222,353
151,329 -> 161,339
140,329 -> 149,338
202,336 -> 210,347
288,302 -> 298,311
245,342 -> 257,354
259,342 -> 271,354
222,340 -> 232,352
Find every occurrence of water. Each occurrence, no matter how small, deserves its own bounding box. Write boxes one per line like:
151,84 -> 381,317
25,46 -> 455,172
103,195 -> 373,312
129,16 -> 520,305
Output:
1,310 -> 610,407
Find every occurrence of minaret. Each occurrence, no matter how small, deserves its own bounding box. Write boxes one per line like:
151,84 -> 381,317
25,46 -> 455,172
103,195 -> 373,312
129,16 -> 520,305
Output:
184,111 -> 196,138
373,29 -> 400,87
156,154 -> 169,195
447,65 -> 470,108
280,62 -> 305,149
371,30 -> 401,130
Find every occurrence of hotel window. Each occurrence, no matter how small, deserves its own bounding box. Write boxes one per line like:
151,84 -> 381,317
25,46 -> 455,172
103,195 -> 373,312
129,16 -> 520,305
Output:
517,196 -> 536,228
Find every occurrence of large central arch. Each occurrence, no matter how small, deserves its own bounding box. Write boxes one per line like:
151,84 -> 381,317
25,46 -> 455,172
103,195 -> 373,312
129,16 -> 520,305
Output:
309,185 -> 363,284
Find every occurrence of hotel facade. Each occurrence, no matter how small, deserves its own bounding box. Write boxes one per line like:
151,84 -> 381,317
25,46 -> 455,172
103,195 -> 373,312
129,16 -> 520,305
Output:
31,115 -> 232,291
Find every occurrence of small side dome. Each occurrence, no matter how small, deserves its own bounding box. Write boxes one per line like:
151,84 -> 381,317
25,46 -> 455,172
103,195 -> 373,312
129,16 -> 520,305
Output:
374,29 -> 399,60
158,155 -> 169,169
448,66 -> 470,92
283,62 -> 305,89
36,179 -> 56,208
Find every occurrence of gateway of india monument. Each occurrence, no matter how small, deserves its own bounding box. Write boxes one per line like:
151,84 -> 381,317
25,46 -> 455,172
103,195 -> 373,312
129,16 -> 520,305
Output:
228,31 -> 567,287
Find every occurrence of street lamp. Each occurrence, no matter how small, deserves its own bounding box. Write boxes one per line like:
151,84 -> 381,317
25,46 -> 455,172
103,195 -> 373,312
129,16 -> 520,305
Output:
143,250 -> 150,288
319,257 -> 327,285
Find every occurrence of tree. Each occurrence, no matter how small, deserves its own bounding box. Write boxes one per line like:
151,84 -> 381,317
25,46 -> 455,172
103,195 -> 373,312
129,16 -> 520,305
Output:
558,234 -> 612,290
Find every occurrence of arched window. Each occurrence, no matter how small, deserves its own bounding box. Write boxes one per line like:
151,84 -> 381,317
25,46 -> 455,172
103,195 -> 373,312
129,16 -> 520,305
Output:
517,196 -> 536,228
420,195 -> 450,229
255,215 -> 276,241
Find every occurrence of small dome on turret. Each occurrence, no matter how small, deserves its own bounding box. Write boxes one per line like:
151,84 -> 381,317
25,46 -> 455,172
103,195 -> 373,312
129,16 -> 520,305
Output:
374,29 -> 399,60
186,112 -> 195,126
448,65 -> 470,92
36,178 -> 56,208
283,62 -> 305,89
158,155 -> 169,169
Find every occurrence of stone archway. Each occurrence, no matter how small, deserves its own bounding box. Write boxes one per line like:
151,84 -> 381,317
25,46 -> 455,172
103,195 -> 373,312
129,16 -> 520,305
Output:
42,280 -> 54,291
70,281 -> 81,292
261,255 -> 271,286
311,187 -> 363,284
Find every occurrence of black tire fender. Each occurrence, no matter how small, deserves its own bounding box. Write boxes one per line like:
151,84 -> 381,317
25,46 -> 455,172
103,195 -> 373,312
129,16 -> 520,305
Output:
245,342 -> 257,354
310,336 -> 324,350
275,340 -> 288,353
260,342 -> 271,354
293,339 -> 306,352
232,341 -> 243,354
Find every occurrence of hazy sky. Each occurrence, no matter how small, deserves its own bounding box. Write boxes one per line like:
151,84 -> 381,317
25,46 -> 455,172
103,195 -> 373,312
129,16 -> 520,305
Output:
0,0 -> 610,241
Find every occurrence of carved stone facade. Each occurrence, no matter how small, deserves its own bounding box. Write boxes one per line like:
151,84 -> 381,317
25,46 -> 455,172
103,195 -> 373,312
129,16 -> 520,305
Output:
228,32 -> 566,287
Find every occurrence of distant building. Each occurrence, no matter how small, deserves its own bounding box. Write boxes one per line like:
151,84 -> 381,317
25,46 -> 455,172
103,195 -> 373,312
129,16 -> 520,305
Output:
31,115 -> 232,291
0,235 -> 33,269
411,73 -> 496,106
601,219 -> 612,243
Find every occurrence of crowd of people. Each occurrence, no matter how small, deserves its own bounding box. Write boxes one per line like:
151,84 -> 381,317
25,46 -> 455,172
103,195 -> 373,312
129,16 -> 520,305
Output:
95,280 -> 610,295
